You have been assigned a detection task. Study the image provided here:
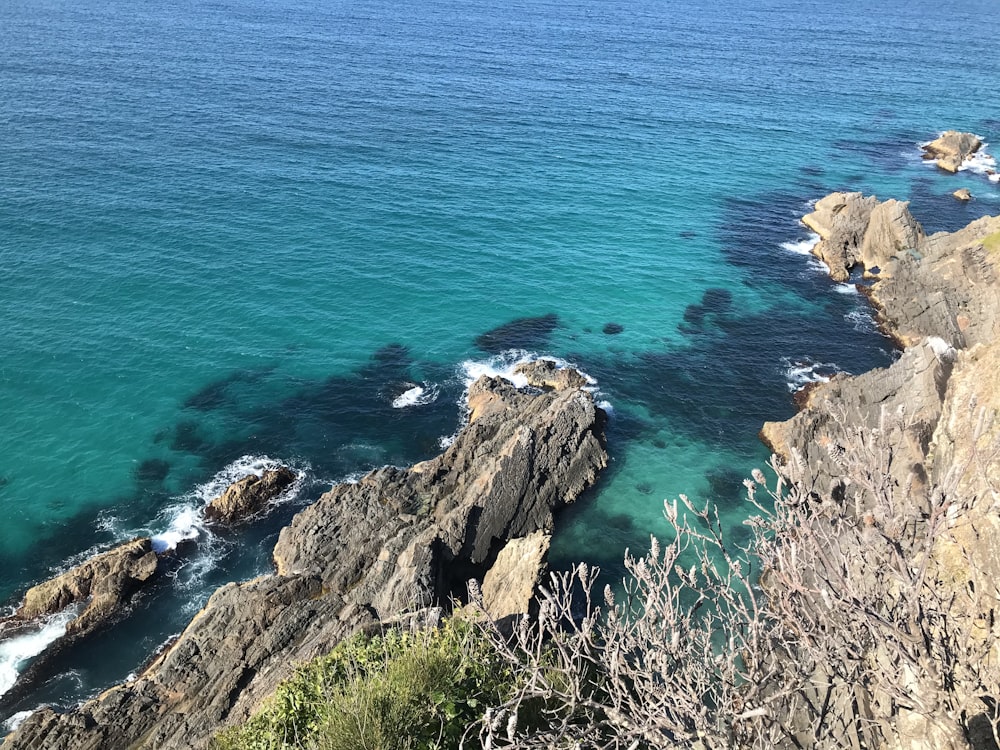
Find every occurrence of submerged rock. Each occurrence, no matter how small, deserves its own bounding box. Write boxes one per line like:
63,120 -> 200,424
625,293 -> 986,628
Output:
3,368 -> 607,750
921,130 -> 982,173
203,467 -> 297,524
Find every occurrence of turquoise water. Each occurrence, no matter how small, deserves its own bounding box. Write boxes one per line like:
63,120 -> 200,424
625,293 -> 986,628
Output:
2,0 -> 1000,718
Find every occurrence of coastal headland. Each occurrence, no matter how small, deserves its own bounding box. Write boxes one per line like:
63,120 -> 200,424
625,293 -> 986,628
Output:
1,362 -> 607,749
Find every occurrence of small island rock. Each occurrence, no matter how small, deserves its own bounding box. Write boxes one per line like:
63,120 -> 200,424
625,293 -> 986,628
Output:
204,467 -> 297,524
921,130 -> 982,173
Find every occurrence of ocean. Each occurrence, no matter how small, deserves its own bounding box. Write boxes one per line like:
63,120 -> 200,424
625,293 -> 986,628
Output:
2,0 -> 999,723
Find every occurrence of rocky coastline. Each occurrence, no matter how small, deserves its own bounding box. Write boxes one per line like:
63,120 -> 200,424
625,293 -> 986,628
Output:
1,361 -> 607,750
3,132 -> 999,750
762,180 -> 1000,748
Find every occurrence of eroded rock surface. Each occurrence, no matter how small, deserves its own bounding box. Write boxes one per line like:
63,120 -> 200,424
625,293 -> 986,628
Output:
204,466 -> 297,524
921,130 -> 982,173
767,197 -> 1000,750
3,368 -> 606,750
1,538 -> 159,641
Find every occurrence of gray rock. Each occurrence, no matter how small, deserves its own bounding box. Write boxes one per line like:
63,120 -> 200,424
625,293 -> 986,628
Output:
204,466 -> 297,524
2,370 -> 607,750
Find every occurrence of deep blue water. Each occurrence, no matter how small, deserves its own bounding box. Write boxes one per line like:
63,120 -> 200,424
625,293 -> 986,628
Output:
2,0 -> 999,722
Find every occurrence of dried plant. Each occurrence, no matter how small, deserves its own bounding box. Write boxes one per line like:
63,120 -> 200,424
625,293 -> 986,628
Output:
467,408 -> 1000,750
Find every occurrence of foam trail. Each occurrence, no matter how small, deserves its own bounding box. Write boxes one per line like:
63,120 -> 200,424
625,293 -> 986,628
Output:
392,382 -> 440,408
782,357 -> 843,392
4,710 -> 34,733
780,233 -> 821,256
833,283 -> 859,295
0,608 -> 79,698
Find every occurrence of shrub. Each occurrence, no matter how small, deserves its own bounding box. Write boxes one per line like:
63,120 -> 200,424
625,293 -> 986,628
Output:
213,618 -> 515,750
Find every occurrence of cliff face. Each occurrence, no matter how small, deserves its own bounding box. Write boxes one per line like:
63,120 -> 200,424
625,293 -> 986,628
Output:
764,194 -> 1000,750
2,364 -> 607,750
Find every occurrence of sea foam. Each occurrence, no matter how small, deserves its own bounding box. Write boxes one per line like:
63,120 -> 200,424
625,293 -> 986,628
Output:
781,357 -> 843,392
392,382 -> 440,409
0,607 -> 80,699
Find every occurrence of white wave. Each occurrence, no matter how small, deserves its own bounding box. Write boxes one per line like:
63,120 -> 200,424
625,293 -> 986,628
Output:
833,283 -> 859,295
781,357 -> 843,393
3,710 -> 34,733
781,233 -> 821,256
596,399 -> 614,414
0,608 -> 79,699
151,455 -> 306,553
960,143 -> 996,176
845,308 -> 878,334
392,382 -> 440,409
460,350 -> 597,390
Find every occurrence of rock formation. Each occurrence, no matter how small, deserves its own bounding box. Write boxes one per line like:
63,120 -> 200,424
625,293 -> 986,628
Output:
0,538 -> 159,643
2,366 -> 606,750
801,192 -> 924,281
203,466 -> 297,524
921,130 -> 982,173
953,187 -> 972,201
764,195 -> 1000,750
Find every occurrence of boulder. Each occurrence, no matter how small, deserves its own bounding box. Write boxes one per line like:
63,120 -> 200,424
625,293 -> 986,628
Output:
513,358 -> 590,391
479,531 -> 551,620
3,370 -> 607,750
203,467 -> 297,524
953,188 -> 972,201
921,130 -> 982,173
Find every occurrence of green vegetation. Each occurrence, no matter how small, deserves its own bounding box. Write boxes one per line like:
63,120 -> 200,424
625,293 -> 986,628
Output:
212,618 -> 516,750
983,229 -> 1000,254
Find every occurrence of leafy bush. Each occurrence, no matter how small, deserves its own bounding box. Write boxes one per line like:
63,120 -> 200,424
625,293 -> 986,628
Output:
213,618 -> 515,750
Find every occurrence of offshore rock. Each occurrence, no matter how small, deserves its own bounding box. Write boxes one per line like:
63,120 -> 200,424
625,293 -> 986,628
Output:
204,466 -> 297,524
3,538 -> 159,640
3,368 -> 606,750
953,187 -> 972,201
921,130 -> 982,173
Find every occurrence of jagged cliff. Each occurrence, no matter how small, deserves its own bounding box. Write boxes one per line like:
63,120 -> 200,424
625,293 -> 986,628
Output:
763,191 -> 1000,750
1,361 -> 607,750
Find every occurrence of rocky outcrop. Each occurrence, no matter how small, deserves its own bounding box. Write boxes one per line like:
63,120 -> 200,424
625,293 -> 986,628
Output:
203,467 -> 297,524
3,367 -> 606,750
766,197 -> 1000,750
1,538 -> 159,641
921,130 -> 982,173
953,188 -> 972,201
514,358 -> 590,391
801,191 -> 1000,347
801,192 -> 925,281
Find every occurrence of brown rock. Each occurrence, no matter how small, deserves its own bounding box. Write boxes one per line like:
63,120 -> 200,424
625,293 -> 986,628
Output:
204,467 -> 297,524
922,130 -> 982,173
514,358 -> 589,391
14,538 -> 159,633
480,531 -> 551,620
953,188 -> 972,201
801,192 -> 878,281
